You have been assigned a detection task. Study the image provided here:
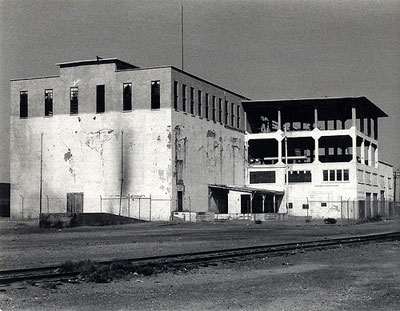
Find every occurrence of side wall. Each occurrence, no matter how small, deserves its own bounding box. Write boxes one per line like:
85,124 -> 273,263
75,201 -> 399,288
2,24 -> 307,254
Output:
170,69 -> 247,213
10,66 -> 173,220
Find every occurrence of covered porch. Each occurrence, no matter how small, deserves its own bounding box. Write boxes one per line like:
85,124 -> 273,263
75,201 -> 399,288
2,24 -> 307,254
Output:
208,184 -> 284,219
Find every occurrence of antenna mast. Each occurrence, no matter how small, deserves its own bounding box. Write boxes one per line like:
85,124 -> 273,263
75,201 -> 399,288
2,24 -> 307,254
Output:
181,5 -> 184,70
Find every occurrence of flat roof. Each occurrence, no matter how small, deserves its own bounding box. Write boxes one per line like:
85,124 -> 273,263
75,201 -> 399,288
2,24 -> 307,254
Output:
242,97 -> 388,118
56,58 -> 138,70
209,184 -> 284,196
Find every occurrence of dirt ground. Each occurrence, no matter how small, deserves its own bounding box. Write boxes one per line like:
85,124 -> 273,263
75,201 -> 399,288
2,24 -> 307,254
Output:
1,240 -> 399,311
0,218 -> 399,270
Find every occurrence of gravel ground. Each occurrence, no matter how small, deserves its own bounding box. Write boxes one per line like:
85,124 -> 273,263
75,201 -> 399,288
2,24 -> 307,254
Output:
0,240 -> 399,310
0,218 -> 399,270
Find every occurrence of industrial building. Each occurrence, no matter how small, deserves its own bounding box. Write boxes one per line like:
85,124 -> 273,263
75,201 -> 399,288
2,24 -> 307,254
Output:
10,58 -> 394,221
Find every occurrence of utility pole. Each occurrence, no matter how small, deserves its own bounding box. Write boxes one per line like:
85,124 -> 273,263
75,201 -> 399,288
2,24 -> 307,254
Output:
181,5 -> 184,70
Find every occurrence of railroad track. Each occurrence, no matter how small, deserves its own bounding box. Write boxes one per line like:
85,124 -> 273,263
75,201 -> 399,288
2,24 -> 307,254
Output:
1,231 -> 399,285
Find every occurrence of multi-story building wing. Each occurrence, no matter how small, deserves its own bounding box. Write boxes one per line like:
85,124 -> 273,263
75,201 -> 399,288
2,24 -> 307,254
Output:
10,58 -> 394,220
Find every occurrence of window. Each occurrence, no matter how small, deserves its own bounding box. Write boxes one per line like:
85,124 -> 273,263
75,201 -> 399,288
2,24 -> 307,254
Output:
198,90 -> 202,116
236,105 -> 240,128
182,84 -> 186,112
205,93 -> 209,119
173,81 -> 178,110
321,202 -> 327,207
212,96 -> 216,122
344,169 -> 349,181
336,169 -> 342,181
224,100 -> 228,124
151,81 -> 160,109
44,89 -> 53,116
123,83 -> 132,111
250,171 -> 276,184
329,170 -> 335,181
20,91 -> 28,118
287,203 -> 293,209
324,169 -> 349,182
231,103 -> 235,126
218,98 -> 222,123
302,204 -> 309,209
70,87 -> 78,115
96,85 -> 105,113
190,87 -> 194,114
288,171 -> 312,183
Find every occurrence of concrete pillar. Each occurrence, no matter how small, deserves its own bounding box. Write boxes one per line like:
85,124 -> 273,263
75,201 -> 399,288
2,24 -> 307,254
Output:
314,137 -> 320,163
352,135 -> 357,162
278,138 -> 282,163
314,106 -> 318,129
368,143 -> 372,167
273,195 -> 276,213
277,109 -> 281,130
361,139 -> 365,164
375,146 -> 379,168
261,194 -> 266,213
352,105 -> 356,128
367,118 -> 372,137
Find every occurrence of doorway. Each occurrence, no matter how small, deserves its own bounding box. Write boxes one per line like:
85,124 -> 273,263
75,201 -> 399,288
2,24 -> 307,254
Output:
67,193 -> 84,213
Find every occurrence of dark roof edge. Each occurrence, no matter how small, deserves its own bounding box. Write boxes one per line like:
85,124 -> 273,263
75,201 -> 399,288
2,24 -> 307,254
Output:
56,58 -> 138,69
11,75 -> 60,82
378,160 -> 393,168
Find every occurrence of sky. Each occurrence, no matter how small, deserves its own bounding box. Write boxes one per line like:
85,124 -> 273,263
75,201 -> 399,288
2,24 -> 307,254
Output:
0,0 -> 399,183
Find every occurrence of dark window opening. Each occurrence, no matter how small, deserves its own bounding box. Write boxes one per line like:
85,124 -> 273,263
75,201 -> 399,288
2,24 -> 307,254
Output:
205,93 -> 209,119
20,91 -> 28,118
231,103 -> 235,126
224,100 -> 228,124
321,202 -> 327,207
329,170 -> 335,181
248,139 -> 279,165
218,98 -> 222,123
173,81 -> 178,110
336,169 -> 342,181
282,137 -> 315,164
96,85 -> 105,113
190,87 -> 194,114
151,81 -> 160,109
319,135 -> 353,163
70,87 -> 78,115
123,83 -> 132,111
182,84 -> 186,112
212,96 -> 216,122
344,169 -> 349,181
177,191 -> 183,212
323,170 -> 328,181
287,203 -> 293,209
302,204 -> 309,209
250,171 -> 276,184
198,90 -> 202,116
44,89 -> 53,116
236,106 -> 240,128
288,171 -> 312,183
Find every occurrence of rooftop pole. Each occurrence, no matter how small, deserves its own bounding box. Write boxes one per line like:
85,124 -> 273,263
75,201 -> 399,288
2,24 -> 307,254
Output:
181,5 -> 184,70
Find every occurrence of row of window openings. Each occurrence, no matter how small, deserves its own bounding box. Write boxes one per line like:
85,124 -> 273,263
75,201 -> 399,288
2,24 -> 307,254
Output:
19,81 -> 161,117
323,169 -> 349,182
250,169 -> 350,184
174,82 -> 241,128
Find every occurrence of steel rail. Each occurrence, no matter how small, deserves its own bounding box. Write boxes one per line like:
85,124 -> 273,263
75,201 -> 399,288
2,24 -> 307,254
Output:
1,231 -> 399,285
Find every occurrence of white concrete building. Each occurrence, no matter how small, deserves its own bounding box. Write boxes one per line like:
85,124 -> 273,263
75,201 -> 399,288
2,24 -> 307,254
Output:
10,59 -> 394,221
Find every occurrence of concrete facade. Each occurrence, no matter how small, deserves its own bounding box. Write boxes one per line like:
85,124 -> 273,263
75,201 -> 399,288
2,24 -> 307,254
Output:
10,59 -> 394,221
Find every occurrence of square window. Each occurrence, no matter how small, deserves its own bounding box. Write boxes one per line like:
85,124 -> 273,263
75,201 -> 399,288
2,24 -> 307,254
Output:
302,204 -> 309,209
321,202 -> 327,207
288,203 -> 293,209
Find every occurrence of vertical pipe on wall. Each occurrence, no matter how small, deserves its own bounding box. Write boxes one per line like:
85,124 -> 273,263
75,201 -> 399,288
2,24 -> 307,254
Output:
39,133 -> 43,216
119,131 -> 124,216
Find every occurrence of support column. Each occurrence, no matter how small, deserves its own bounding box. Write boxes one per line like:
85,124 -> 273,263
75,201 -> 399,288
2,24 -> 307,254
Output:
375,146 -> 379,168
273,195 -> 276,213
367,142 -> 372,167
314,106 -> 318,129
277,109 -> 281,130
352,135 -> 357,163
361,139 -> 365,164
352,105 -> 356,128
261,194 -> 266,213
278,138 -> 282,163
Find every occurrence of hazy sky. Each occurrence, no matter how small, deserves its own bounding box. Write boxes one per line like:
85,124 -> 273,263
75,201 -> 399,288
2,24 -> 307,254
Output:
0,0 -> 399,183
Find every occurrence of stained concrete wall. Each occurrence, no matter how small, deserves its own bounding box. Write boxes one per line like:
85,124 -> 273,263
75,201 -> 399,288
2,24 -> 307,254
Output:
10,64 -> 173,220
170,68 -> 247,214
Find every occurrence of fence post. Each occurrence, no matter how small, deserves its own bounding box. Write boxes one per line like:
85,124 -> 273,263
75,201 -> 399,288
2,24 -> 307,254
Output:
149,195 -> 152,221
20,195 -> 24,219
138,197 -> 141,220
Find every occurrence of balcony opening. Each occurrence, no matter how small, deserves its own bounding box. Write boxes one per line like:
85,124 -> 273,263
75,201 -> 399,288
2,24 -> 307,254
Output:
248,139 -> 278,165
282,137 -> 315,164
318,135 -> 352,163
